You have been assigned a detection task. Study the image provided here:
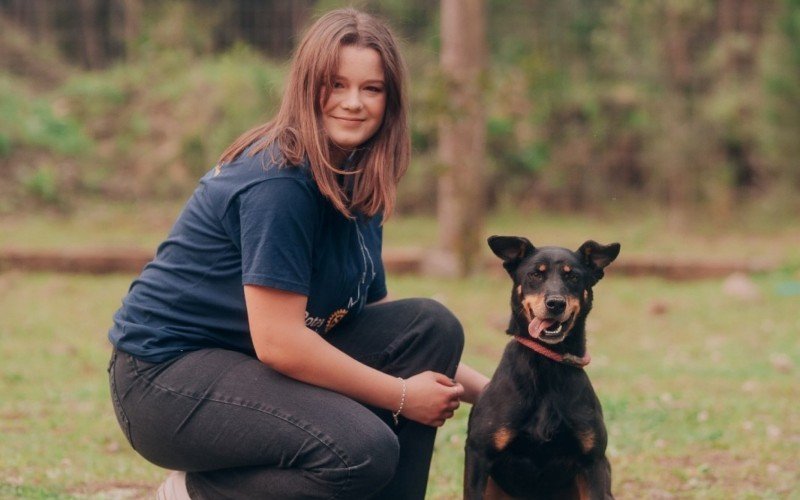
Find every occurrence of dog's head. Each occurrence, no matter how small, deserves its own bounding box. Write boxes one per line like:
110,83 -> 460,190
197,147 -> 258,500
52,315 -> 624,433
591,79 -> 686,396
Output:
489,236 -> 620,345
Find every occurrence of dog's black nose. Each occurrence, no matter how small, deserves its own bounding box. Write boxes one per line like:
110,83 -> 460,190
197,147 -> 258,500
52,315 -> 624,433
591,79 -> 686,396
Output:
545,296 -> 567,314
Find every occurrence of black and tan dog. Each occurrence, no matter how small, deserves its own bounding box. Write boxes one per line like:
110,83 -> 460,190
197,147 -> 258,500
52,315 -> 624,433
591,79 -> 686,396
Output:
464,236 -> 620,499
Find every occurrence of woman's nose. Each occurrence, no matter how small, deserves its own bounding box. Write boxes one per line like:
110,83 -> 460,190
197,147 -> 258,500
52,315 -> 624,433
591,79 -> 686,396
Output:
341,89 -> 363,110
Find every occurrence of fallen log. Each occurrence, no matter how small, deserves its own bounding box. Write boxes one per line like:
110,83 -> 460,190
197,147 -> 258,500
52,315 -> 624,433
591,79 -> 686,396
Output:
0,247 -> 777,280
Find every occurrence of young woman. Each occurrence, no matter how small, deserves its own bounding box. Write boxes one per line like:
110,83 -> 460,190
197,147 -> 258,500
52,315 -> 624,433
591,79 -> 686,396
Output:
107,8 -> 489,499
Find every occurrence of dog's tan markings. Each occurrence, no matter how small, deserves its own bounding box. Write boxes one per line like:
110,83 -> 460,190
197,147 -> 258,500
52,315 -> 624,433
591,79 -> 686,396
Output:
493,426 -> 515,451
517,287 -> 536,321
566,296 -> 581,316
577,429 -> 595,454
521,294 -> 545,321
584,290 -> 589,300
485,477 -> 514,500
576,473 -> 590,500
520,298 -> 533,321
563,264 -> 572,273
555,296 -> 581,334
538,264 -> 547,273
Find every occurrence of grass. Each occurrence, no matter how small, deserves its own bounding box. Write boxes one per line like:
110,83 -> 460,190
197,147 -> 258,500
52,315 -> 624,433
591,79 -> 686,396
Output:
1,271 -> 799,498
1,205 -> 799,498
416,273 -> 800,499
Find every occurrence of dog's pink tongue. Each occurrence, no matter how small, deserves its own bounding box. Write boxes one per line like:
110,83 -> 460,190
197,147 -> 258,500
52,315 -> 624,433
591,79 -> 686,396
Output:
528,318 -> 557,339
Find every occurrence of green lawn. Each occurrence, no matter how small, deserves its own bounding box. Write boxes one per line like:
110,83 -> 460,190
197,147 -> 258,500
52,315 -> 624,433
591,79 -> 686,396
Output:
1,204 -> 799,498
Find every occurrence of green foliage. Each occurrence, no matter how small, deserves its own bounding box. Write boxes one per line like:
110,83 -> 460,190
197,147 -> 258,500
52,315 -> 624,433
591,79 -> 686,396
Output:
49,44 -> 284,198
0,75 -> 91,209
760,0 -> 800,190
0,132 -> 11,157
781,0 -> 800,67
0,76 -> 91,158
21,164 -> 60,204
2,0 -> 800,214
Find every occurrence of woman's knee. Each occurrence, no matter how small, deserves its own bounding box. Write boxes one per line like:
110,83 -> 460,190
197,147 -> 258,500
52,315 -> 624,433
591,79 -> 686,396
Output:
406,298 -> 465,373
336,421 -> 400,497
200,415 -> 398,499
416,298 -> 464,348
264,427 -> 399,499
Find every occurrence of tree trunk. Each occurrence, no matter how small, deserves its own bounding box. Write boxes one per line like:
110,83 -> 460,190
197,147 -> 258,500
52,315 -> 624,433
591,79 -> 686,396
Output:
435,0 -> 487,277
30,0 -> 52,45
121,0 -> 142,60
77,0 -> 103,69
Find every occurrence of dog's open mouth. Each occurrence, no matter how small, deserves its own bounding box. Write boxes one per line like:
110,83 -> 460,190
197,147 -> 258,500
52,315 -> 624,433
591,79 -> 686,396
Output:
528,316 -> 572,343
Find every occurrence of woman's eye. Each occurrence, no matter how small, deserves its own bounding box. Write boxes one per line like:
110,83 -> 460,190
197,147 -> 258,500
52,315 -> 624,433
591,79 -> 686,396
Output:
365,86 -> 383,93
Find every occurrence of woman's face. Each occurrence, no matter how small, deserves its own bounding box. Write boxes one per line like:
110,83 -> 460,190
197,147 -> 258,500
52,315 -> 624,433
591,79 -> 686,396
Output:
321,45 -> 387,155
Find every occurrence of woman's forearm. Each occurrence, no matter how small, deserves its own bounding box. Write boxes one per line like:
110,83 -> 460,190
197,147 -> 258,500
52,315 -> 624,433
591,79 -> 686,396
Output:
261,323 -> 405,412
245,285 -> 404,411
245,286 -> 466,425
454,362 -> 490,405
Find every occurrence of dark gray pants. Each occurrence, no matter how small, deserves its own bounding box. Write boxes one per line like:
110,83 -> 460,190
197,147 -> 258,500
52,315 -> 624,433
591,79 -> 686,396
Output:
108,298 -> 464,499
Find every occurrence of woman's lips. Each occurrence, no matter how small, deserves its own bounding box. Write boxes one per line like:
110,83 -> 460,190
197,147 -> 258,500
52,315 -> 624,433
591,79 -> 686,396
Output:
332,116 -> 364,123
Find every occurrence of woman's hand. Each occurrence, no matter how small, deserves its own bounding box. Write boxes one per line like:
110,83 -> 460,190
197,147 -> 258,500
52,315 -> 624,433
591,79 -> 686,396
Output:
402,371 -> 464,427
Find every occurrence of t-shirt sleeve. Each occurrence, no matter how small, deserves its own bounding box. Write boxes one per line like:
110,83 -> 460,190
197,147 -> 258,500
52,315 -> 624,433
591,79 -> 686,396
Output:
366,222 -> 387,303
233,178 -> 319,295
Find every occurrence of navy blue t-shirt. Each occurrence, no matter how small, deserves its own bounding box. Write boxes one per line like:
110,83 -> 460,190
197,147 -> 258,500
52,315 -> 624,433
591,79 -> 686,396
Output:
108,147 -> 387,363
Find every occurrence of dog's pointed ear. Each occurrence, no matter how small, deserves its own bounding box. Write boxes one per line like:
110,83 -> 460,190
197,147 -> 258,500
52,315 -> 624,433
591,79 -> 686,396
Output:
488,236 -> 535,272
577,240 -> 621,282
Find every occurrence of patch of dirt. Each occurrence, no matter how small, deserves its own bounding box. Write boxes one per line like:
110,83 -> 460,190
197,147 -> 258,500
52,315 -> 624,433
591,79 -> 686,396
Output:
616,451 -> 798,498
0,247 -> 778,279
68,481 -> 153,499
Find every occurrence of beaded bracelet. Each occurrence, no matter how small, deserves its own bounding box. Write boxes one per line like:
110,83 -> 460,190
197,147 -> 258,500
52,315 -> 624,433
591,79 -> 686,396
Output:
392,377 -> 406,426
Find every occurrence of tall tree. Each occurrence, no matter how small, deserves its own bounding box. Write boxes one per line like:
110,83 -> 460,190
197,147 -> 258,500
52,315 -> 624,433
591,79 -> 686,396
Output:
436,0 -> 487,276
120,0 -> 142,60
76,0 -> 103,69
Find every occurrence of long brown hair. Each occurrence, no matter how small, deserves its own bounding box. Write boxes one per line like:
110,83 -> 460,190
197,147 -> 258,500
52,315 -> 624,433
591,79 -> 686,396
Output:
217,8 -> 410,219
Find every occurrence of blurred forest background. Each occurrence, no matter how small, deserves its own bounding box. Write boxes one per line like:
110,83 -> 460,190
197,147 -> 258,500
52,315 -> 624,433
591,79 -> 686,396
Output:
2,0 -> 799,224
2,3 -> 799,498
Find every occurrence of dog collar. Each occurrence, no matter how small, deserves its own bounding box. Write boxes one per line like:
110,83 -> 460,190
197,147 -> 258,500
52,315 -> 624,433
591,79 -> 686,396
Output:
514,336 -> 591,368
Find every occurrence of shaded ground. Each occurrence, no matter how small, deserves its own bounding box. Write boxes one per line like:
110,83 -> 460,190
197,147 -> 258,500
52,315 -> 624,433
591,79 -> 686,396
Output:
69,482 -> 152,499
0,246 -> 779,279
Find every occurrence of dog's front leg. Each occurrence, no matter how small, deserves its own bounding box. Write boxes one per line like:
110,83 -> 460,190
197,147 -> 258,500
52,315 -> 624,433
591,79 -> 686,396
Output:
577,456 -> 614,500
483,476 -> 516,500
463,444 -> 491,500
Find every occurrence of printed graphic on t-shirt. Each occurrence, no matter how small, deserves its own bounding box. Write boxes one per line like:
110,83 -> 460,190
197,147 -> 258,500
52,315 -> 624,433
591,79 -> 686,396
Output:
303,218 -> 377,335
304,306 -> 352,334
304,311 -> 325,330
325,308 -> 349,332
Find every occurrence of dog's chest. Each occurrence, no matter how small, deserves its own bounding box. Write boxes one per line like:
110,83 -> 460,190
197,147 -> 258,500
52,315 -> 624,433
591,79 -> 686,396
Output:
498,399 -> 600,457
473,368 -> 606,460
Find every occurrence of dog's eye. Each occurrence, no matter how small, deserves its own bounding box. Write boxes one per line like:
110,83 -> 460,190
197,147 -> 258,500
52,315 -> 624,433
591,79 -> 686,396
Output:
564,272 -> 579,283
527,271 -> 544,281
